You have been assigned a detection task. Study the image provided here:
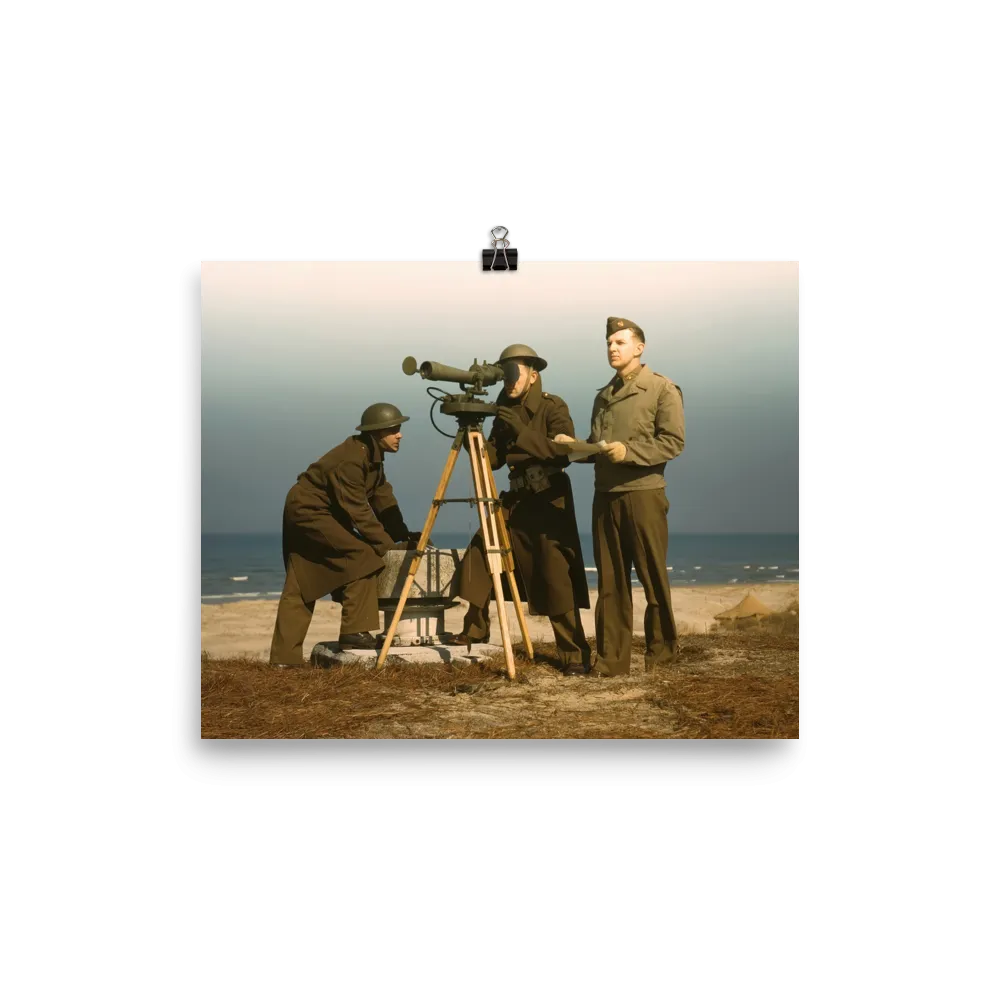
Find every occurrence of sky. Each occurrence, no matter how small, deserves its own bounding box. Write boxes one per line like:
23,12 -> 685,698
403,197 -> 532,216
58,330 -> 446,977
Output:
202,262 -> 798,535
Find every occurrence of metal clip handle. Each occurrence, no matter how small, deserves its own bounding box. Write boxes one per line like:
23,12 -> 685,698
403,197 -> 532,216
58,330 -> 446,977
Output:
489,226 -> 510,270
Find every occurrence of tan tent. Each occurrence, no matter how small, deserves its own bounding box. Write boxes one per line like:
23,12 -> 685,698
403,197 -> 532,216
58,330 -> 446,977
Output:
715,593 -> 774,620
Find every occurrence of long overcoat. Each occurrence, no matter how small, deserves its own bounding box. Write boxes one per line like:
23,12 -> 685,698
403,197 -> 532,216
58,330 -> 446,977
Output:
456,376 -> 590,617
281,434 -> 410,604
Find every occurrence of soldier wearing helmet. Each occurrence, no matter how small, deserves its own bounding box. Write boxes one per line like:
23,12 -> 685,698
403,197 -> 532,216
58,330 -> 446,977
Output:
446,344 -> 591,673
269,402 -> 419,664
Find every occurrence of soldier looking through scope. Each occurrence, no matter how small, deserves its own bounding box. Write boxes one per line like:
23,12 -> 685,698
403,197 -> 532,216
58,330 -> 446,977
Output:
442,344 -> 591,673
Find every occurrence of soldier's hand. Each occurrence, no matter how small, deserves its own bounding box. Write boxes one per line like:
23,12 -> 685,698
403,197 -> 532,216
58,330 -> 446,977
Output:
496,406 -> 528,432
601,441 -> 628,463
552,433 -> 576,444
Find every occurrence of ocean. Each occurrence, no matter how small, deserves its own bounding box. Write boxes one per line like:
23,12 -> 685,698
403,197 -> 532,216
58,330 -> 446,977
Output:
202,532 -> 799,602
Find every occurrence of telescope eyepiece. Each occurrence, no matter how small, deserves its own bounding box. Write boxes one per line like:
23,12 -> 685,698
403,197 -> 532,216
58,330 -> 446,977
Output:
500,360 -> 521,384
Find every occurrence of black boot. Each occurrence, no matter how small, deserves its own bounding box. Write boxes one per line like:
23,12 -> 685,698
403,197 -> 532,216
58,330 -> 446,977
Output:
442,632 -> 490,646
338,632 -> 378,650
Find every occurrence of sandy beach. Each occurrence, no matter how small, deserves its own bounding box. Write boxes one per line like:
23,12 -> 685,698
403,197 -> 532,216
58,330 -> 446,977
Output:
201,582 -> 799,660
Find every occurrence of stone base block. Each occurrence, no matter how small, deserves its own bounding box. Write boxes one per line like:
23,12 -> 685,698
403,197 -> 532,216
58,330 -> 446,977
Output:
309,641 -> 502,669
376,598 -> 458,644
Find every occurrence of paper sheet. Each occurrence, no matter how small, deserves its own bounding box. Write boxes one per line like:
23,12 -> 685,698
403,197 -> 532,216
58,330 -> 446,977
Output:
548,439 -> 607,459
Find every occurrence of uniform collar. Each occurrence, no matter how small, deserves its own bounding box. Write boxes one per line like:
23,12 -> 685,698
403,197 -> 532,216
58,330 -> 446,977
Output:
598,364 -> 649,400
357,433 -> 383,463
499,374 -> 543,415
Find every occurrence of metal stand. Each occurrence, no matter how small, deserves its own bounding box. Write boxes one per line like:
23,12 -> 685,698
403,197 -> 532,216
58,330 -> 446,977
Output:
375,425 -> 534,679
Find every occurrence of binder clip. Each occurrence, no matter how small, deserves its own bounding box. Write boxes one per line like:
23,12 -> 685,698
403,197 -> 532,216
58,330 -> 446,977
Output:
482,226 -> 518,271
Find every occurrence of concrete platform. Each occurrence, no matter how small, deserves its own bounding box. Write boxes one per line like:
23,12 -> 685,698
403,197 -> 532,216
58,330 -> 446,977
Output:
310,640 -> 503,668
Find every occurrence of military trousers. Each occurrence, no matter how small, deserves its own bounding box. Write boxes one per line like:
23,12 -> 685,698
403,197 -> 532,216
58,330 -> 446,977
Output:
269,560 -> 379,665
462,602 -> 590,668
456,517 -> 591,667
592,488 -> 678,676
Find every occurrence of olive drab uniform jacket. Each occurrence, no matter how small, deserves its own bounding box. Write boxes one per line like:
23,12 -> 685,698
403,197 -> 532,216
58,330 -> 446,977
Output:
281,435 -> 411,603
458,376 -> 590,617
589,365 -> 685,491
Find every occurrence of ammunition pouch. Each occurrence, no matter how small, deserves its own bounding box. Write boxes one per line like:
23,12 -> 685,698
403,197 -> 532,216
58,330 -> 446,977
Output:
508,463 -> 563,494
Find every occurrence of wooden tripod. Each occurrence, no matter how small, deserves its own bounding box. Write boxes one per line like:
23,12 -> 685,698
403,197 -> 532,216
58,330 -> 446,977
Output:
374,425 -> 534,679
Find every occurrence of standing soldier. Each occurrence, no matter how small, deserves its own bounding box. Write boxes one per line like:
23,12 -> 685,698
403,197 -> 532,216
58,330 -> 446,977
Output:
269,403 -> 419,666
445,344 -> 591,673
584,317 -> 685,677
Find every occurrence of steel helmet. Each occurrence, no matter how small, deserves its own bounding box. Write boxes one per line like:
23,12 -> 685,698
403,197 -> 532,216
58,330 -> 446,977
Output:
497,343 -> 548,371
356,402 -> 410,432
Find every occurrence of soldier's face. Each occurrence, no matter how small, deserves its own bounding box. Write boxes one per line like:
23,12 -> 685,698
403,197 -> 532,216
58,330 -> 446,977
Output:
504,362 -> 538,399
607,329 -> 644,370
376,425 -> 403,453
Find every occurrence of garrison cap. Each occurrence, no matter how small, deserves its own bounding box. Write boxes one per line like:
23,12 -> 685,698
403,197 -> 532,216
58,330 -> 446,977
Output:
606,316 -> 645,342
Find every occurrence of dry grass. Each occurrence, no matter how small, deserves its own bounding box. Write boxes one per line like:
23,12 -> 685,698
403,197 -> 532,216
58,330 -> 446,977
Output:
202,624 -> 798,739
714,602 -> 799,637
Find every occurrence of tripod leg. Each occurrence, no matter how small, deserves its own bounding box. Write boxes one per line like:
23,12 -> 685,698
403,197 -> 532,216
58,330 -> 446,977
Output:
483,461 -> 535,662
467,430 -> 517,680
375,428 -> 463,671
489,563 -> 516,680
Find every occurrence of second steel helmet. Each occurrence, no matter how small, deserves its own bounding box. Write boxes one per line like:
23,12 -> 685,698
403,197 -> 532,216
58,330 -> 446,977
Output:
356,402 -> 410,432
497,343 -> 547,371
